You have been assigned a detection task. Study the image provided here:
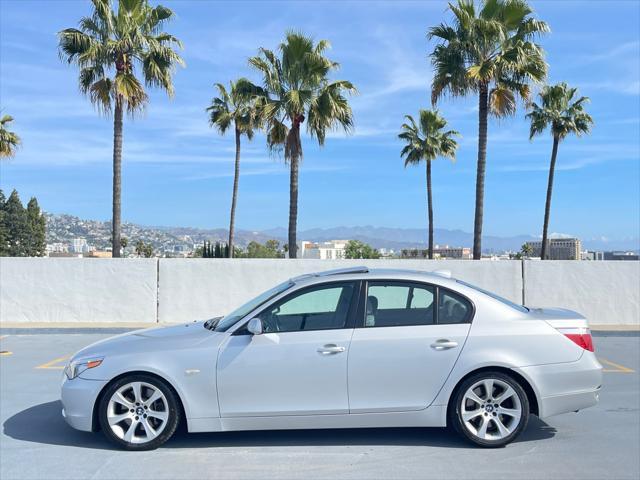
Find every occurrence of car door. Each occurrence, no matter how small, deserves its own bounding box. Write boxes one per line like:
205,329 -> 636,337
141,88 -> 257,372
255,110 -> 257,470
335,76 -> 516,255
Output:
217,280 -> 360,417
348,280 -> 472,413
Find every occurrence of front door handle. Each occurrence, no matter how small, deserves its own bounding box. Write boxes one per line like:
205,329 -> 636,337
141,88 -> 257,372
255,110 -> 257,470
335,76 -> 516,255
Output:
317,344 -> 346,355
430,339 -> 458,350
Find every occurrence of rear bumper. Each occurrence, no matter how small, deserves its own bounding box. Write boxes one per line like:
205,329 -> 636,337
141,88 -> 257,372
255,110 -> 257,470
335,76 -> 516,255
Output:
61,375 -> 108,432
538,388 -> 601,418
515,352 -> 602,419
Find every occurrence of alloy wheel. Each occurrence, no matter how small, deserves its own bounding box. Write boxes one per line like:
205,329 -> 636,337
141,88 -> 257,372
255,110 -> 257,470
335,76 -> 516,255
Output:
106,381 -> 169,444
460,378 -> 522,441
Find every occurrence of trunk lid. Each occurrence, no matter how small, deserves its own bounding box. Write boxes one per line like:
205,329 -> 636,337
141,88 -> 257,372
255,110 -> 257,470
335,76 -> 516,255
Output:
528,307 -> 594,352
527,307 -> 589,329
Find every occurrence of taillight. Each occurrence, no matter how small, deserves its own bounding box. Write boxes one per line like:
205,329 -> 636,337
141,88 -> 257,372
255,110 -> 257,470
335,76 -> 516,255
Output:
558,327 -> 594,352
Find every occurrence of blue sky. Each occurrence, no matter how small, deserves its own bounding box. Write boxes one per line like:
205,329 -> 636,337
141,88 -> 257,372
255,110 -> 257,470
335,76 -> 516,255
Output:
1,0 -> 639,245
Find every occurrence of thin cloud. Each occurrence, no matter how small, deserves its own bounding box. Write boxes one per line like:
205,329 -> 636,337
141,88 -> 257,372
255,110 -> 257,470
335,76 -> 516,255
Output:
181,164 -> 347,181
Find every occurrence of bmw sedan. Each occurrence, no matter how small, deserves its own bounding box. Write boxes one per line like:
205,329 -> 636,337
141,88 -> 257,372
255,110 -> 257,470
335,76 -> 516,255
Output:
61,267 -> 602,450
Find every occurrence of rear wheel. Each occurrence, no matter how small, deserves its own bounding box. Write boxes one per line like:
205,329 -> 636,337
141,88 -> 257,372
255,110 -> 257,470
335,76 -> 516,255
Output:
451,372 -> 529,448
98,374 -> 180,450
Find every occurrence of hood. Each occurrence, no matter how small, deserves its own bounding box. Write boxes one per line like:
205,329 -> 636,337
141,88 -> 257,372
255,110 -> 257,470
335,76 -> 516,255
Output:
71,319 -> 220,361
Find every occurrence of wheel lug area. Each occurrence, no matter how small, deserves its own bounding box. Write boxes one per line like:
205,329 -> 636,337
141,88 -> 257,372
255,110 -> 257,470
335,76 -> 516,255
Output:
129,409 -> 134,413
135,416 -> 139,420
143,414 -> 147,418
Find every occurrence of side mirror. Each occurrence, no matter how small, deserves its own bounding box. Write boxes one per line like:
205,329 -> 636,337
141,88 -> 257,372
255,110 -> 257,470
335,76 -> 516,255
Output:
247,317 -> 263,335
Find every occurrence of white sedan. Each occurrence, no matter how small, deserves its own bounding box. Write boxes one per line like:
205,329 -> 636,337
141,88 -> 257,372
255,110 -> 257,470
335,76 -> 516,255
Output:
61,267 -> 602,450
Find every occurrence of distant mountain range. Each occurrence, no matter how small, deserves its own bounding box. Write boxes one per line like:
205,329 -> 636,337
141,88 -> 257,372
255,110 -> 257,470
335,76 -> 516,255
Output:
261,226 -> 639,252
46,213 -> 639,252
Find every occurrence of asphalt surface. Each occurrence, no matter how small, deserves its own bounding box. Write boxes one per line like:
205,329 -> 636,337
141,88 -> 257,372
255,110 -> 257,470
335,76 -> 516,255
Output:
0,332 -> 638,480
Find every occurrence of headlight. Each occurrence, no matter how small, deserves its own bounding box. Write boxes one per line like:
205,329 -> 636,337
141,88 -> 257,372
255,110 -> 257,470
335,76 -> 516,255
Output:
64,357 -> 104,380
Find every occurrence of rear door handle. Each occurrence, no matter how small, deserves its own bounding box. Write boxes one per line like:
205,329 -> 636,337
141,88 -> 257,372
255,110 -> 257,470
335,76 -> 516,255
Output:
430,339 -> 458,350
317,344 -> 346,355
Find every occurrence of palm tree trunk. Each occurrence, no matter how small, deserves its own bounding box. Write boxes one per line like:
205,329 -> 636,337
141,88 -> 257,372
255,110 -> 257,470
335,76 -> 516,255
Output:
541,135 -> 560,261
111,98 -> 123,258
472,84 -> 489,260
288,146 -> 299,259
228,126 -> 241,259
426,159 -> 434,260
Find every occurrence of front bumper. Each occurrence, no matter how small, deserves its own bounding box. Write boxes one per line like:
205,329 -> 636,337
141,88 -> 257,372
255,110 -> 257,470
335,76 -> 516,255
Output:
60,374 -> 108,432
515,352 -> 603,419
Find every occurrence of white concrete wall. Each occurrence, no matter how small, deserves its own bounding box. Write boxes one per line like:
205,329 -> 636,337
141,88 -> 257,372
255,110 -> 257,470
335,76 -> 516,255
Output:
0,258 -> 638,327
157,259 -> 523,324
0,258 -> 158,323
524,261 -> 640,326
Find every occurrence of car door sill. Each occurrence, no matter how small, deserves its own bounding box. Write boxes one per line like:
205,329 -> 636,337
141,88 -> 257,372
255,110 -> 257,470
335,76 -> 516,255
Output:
216,407 -> 447,432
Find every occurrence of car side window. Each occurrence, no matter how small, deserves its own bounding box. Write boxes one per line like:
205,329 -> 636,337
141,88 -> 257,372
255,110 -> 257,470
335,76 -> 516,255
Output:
438,288 -> 472,324
260,282 -> 356,333
365,282 -> 435,327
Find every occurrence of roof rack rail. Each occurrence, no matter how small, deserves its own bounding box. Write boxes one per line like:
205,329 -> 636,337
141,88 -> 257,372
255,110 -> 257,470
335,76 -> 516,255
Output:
316,266 -> 369,277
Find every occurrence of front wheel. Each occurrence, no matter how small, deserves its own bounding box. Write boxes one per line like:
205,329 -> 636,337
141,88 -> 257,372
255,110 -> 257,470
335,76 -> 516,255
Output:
98,374 -> 180,450
451,372 -> 529,448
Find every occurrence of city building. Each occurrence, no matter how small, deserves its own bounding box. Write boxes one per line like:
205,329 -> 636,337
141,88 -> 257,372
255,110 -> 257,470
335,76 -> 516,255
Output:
378,248 -> 397,258
46,243 -> 68,255
297,240 -> 349,259
526,238 -> 582,260
401,245 -> 472,259
581,251 -> 605,261
49,252 -> 82,258
603,251 -> 639,261
87,250 -> 112,258
72,238 -> 88,254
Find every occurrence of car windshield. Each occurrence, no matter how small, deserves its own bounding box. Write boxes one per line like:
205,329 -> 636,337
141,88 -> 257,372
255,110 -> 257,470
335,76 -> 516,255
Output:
212,280 -> 294,332
456,280 -> 529,313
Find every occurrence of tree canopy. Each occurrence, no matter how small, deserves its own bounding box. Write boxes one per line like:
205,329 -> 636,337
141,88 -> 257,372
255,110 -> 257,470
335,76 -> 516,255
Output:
344,240 -> 380,259
0,189 -> 46,257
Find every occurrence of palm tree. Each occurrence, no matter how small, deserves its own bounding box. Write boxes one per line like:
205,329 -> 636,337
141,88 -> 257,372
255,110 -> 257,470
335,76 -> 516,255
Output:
399,110 -> 459,259
207,79 -> 261,258
429,0 -> 549,259
0,114 -> 21,158
526,82 -> 593,260
248,31 -> 356,258
58,0 -> 183,257
521,242 -> 533,258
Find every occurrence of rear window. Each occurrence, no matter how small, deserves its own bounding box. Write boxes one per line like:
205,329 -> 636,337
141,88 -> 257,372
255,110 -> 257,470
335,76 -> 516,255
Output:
366,281 -> 435,327
438,289 -> 472,324
456,280 -> 529,313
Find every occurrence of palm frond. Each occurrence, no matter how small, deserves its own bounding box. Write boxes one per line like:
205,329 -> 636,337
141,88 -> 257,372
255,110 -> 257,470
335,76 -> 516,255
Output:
114,72 -> 148,113
0,114 -> 21,158
59,0 -> 182,116
251,31 -> 356,156
527,82 -> 593,140
429,0 -> 548,117
89,77 -> 114,113
398,109 -> 459,167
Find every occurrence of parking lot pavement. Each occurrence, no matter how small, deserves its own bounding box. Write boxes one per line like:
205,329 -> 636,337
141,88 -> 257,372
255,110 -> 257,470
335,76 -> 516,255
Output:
1,333 -> 639,480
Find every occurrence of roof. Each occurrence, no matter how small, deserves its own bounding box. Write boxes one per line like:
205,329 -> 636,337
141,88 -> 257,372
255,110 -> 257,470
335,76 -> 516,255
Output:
290,266 -> 456,286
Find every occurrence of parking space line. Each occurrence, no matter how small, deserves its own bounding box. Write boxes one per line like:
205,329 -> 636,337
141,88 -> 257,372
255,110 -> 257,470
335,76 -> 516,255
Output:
599,357 -> 636,373
35,355 -> 69,370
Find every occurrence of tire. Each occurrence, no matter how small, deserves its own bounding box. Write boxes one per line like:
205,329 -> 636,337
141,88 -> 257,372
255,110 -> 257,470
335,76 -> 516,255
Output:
450,371 -> 529,448
98,373 -> 180,451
